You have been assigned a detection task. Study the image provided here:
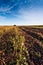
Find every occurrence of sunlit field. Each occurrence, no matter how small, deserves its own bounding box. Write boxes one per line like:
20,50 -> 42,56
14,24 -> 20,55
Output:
0,26 -> 43,65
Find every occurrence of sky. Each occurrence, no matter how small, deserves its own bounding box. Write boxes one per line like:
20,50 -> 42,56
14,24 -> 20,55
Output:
0,0 -> 43,25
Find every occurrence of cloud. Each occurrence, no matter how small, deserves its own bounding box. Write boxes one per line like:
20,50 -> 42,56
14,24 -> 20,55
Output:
13,9 -> 43,25
0,4 -> 15,12
0,16 -> 6,25
0,0 -> 19,12
0,0 -> 43,25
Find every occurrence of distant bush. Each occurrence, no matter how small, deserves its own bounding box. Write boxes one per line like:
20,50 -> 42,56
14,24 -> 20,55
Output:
0,27 -> 29,65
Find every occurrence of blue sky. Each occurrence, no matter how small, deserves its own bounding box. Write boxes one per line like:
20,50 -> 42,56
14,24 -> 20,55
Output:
0,0 -> 43,25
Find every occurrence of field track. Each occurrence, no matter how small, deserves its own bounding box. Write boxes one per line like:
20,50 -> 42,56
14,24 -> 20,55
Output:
19,26 -> 43,65
0,26 -> 43,65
